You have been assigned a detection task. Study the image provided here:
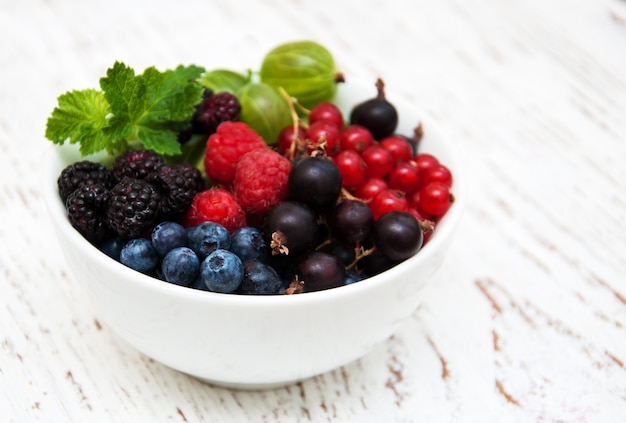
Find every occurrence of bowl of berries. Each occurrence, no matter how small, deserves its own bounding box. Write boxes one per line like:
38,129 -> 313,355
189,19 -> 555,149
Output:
42,42 -> 465,389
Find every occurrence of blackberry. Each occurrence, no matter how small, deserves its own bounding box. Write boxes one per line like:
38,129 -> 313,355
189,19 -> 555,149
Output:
65,183 -> 112,242
111,149 -> 166,182
147,163 -> 204,219
58,160 -> 114,202
192,92 -> 241,135
107,177 -> 162,239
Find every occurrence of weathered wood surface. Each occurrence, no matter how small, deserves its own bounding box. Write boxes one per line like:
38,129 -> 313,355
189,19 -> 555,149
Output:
2,0 -> 625,421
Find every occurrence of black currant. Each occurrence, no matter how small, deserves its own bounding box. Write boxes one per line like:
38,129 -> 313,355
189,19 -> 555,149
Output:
264,201 -> 319,257
349,78 -> 398,140
328,199 -> 374,244
288,156 -> 342,210
372,211 -> 423,262
296,251 -> 346,292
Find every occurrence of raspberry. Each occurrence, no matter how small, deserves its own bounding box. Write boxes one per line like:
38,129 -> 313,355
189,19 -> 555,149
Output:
193,92 -> 241,135
204,122 -> 266,186
183,188 -> 247,233
58,160 -> 114,202
107,177 -> 162,239
232,148 -> 292,216
147,163 -> 205,219
111,149 -> 166,182
65,183 -> 112,242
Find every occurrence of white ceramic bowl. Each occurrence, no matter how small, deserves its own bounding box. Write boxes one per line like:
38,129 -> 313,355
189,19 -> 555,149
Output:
43,79 -> 466,390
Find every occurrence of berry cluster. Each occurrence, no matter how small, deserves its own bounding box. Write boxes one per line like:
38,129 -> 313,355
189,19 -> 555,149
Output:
116,221 -> 283,295
58,149 -> 204,242
57,80 -> 455,295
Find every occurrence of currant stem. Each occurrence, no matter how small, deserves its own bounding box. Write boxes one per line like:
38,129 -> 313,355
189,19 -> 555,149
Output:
346,245 -> 376,270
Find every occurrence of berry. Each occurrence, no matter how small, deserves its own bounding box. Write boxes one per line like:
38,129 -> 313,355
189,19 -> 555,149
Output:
339,125 -> 375,153
58,160 -> 114,202
361,145 -> 394,179
421,164 -> 453,188
98,235 -> 125,260
183,188 -> 247,233
204,121 -> 266,186
187,221 -> 232,260
308,102 -> 344,129
65,183 -> 112,242
414,153 -> 439,176
355,177 -> 388,201
111,149 -> 165,182
264,201 -> 319,257
147,163 -> 204,219
230,227 -> 269,262
120,238 -> 159,274
151,221 -> 188,257
369,188 -> 409,220
277,125 -> 306,156
415,182 -> 452,218
233,148 -> 292,216
333,150 -> 367,188
305,120 -> 341,155
296,251 -> 346,292
192,91 -> 241,135
238,259 -> 283,295
288,156 -> 342,210
349,78 -> 398,140
161,247 -> 200,287
107,177 -> 162,239
328,200 -> 374,244
387,162 -> 421,194
358,249 -> 398,277
372,211 -> 423,262
380,135 -> 413,163
199,249 -> 244,293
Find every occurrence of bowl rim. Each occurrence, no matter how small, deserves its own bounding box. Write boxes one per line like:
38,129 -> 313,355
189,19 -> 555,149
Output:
42,78 -> 466,308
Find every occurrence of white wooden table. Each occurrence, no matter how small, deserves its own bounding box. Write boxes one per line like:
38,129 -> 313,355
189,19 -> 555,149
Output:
2,0 -> 626,421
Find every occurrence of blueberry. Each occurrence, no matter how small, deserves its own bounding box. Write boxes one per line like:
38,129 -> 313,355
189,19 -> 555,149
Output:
187,222 -> 231,260
161,247 -> 199,287
120,238 -> 159,274
151,221 -> 188,257
238,259 -> 282,295
98,235 -> 125,260
199,249 -> 243,293
230,227 -> 269,262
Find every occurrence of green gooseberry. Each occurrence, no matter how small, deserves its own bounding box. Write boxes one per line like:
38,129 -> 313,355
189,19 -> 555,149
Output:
237,82 -> 292,145
259,40 -> 340,110
198,69 -> 250,94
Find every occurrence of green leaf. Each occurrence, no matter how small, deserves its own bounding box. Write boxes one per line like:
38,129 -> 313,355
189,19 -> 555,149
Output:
45,89 -> 111,156
99,62 -> 205,156
45,61 -> 206,157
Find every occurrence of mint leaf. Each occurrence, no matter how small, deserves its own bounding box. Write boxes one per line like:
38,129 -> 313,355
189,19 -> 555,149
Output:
45,62 -> 206,157
45,89 -> 110,156
100,62 -> 205,156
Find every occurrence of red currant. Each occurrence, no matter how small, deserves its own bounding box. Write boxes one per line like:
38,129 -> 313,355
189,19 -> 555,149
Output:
309,102 -> 344,129
339,125 -> 375,153
422,164 -> 453,188
306,120 -> 341,155
355,177 -> 388,201
414,153 -> 439,176
380,135 -> 413,163
387,162 -> 421,194
333,150 -> 367,187
361,145 -> 394,179
277,125 -> 306,156
370,188 -> 409,220
414,182 -> 452,218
